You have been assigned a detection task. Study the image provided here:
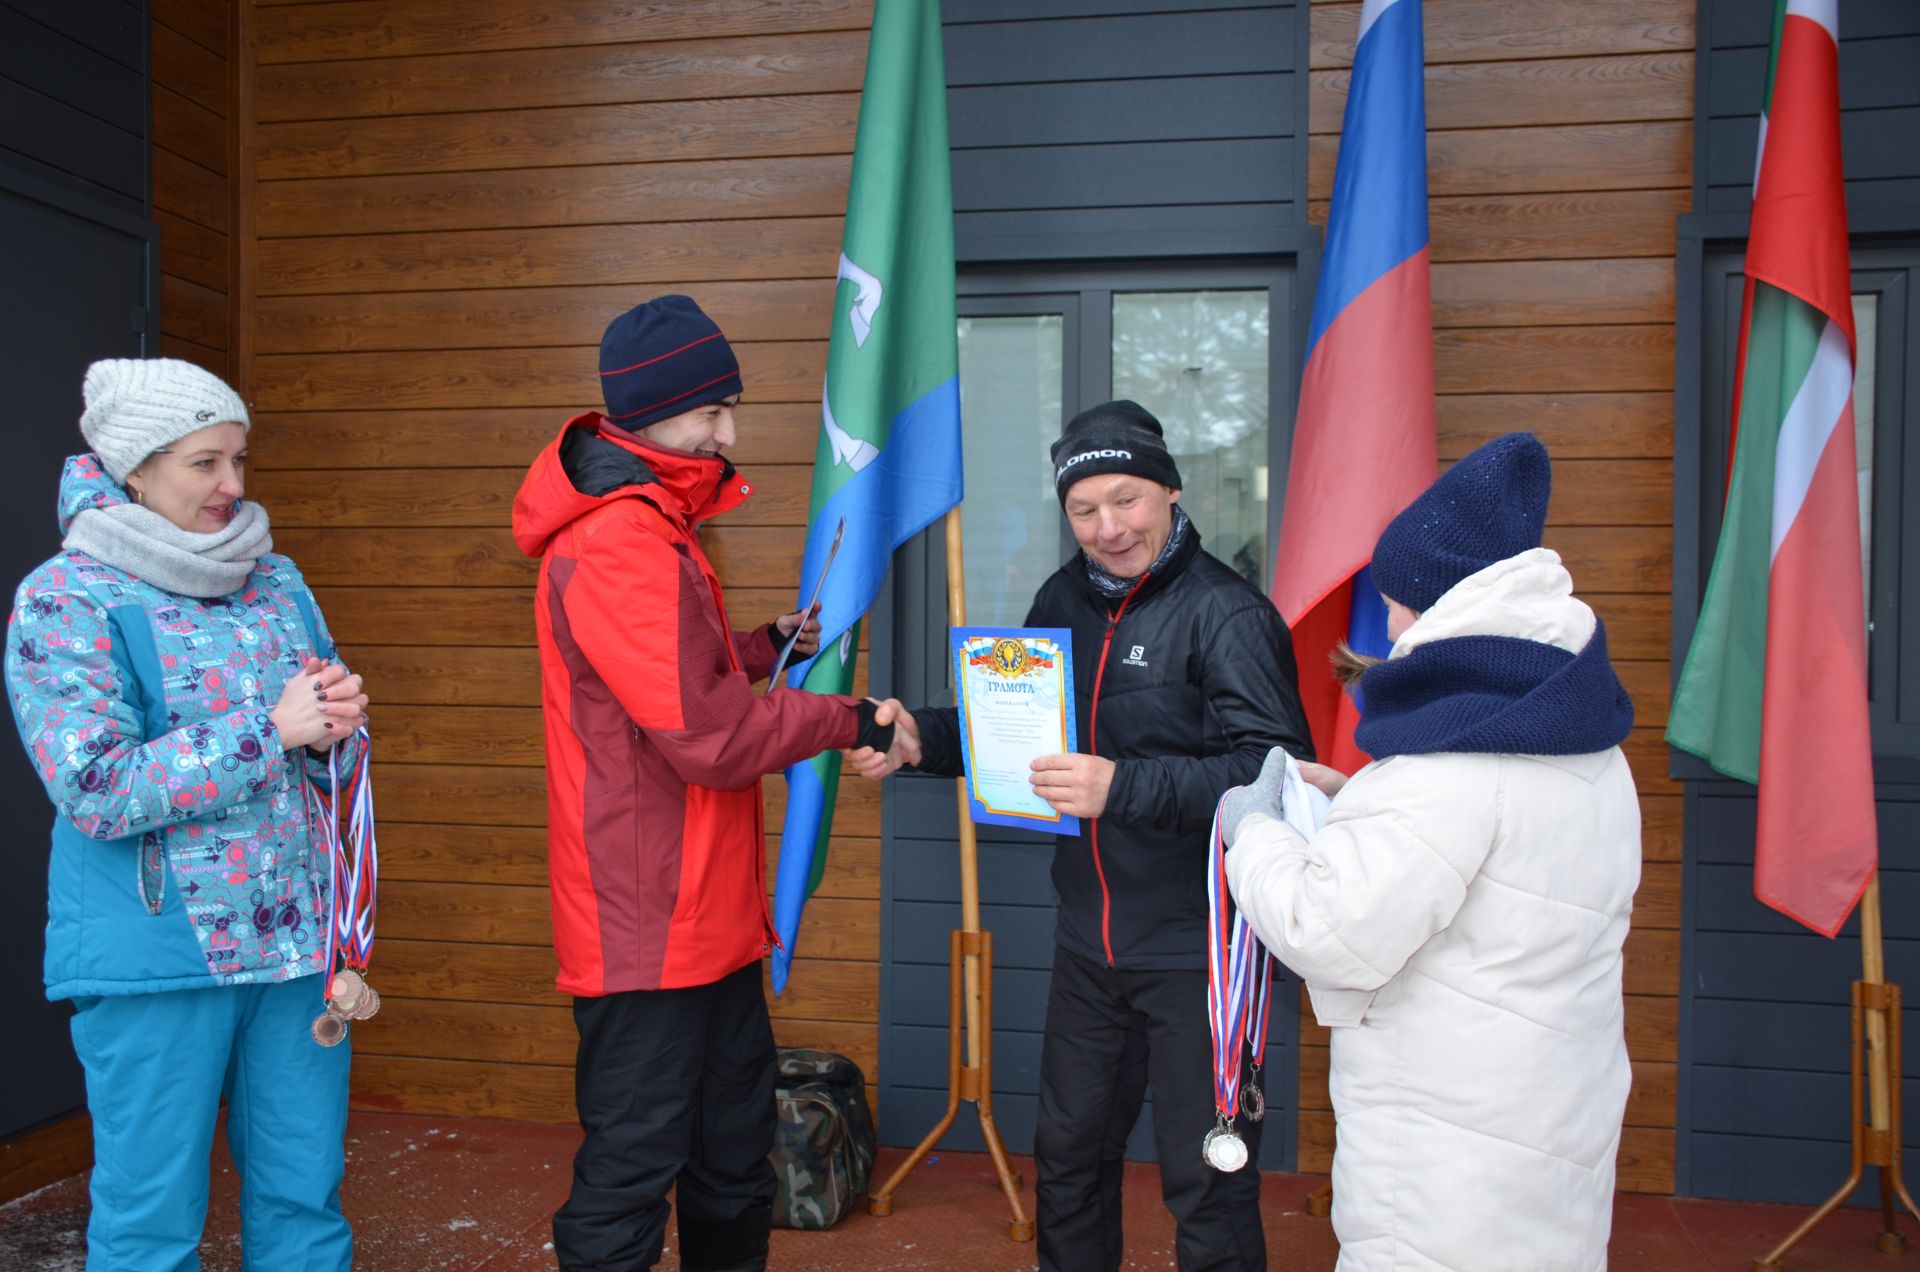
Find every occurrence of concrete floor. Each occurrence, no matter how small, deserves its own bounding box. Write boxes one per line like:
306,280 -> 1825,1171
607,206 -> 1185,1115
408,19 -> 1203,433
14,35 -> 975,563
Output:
0,1111 -> 1911,1270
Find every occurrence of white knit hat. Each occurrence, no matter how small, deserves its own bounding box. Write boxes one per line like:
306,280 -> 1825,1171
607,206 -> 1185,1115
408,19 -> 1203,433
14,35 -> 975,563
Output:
79,358 -> 250,483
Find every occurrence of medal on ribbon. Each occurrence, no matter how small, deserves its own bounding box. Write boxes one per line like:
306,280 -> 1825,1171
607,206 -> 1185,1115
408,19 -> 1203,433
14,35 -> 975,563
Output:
1242,948 -> 1271,1124
310,1009 -> 348,1047
306,728 -> 381,1047
1204,793 -> 1258,1172
1206,753 -> 1328,1147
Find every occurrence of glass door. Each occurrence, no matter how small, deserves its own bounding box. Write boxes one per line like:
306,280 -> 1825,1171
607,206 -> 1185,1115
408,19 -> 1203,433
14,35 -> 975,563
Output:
956,295 -> 1076,627
1112,289 -> 1274,587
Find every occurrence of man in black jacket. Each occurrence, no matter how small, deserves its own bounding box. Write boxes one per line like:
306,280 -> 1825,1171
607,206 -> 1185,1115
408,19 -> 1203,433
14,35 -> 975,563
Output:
850,400 -> 1314,1271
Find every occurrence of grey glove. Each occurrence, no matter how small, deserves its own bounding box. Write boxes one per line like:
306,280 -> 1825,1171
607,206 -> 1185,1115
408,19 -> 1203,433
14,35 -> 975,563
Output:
1219,746 -> 1290,847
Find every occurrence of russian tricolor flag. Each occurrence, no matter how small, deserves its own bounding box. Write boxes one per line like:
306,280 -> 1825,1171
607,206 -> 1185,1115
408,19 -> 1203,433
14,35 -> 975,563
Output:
1271,0 -> 1436,773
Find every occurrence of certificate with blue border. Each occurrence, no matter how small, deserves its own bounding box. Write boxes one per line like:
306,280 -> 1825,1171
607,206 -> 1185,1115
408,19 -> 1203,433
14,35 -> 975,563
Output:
950,626 -> 1080,835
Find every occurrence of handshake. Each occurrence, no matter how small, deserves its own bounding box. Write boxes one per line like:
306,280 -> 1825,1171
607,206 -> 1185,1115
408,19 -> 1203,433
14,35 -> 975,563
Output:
844,698 -> 921,778
840,699 -> 1121,820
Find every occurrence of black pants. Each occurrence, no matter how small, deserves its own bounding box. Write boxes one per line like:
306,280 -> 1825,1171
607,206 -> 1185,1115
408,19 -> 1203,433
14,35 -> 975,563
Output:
552,962 -> 776,1272
1036,945 -> 1266,1272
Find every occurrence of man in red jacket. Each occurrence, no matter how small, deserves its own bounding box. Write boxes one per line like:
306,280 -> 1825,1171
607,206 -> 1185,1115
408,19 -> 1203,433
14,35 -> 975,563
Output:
512,295 -> 896,1272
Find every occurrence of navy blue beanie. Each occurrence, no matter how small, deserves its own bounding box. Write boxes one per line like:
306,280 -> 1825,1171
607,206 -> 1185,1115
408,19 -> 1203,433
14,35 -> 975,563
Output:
598,295 -> 743,430
1370,432 -> 1552,612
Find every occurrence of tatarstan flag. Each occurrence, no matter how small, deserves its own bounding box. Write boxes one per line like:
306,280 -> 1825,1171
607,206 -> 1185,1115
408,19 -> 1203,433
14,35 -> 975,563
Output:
1667,0 -> 1875,937
770,0 -> 964,993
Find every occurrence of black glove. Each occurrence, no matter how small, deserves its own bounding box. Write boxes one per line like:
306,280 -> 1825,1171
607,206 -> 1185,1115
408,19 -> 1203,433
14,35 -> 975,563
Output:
852,699 -> 896,754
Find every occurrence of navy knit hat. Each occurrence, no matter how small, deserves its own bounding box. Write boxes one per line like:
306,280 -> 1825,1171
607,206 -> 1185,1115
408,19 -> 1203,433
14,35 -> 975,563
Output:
1370,432 -> 1552,612
1050,400 -> 1183,502
598,295 -> 743,430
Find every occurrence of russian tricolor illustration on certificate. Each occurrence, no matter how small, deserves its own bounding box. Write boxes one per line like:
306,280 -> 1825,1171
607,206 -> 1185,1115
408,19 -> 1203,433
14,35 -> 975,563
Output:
950,627 -> 1079,834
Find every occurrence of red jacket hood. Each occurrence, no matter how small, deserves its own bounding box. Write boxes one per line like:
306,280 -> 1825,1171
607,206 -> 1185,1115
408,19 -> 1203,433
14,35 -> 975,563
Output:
512,412 -> 753,557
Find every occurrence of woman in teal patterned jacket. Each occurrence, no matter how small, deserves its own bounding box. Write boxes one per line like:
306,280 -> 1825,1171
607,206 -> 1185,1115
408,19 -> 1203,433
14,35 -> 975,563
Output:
5,358 -> 372,1271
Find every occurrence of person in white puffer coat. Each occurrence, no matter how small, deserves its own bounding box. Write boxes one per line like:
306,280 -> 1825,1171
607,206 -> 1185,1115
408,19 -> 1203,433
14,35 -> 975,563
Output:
1221,433 -> 1640,1272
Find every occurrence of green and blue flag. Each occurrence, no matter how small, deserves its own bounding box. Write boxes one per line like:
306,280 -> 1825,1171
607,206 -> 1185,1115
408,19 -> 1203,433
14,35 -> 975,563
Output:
771,0 -> 963,993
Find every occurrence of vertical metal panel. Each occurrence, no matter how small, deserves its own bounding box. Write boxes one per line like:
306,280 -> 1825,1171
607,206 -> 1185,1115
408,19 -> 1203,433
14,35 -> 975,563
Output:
1695,0 -> 1920,216
0,164 -> 158,1146
945,3 -> 1308,263
0,0 -> 150,211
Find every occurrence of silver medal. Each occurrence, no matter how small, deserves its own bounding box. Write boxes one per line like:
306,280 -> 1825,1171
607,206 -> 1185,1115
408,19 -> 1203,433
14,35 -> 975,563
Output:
1202,1124 -> 1249,1173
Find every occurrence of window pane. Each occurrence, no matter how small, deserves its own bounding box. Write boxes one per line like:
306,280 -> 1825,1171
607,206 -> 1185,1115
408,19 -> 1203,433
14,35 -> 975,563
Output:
957,314 -> 1065,626
1854,291 -> 1875,651
1110,290 -> 1271,587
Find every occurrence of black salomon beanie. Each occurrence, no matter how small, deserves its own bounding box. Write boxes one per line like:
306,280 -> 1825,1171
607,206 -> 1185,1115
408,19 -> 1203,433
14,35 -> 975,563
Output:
1049,400 -> 1183,503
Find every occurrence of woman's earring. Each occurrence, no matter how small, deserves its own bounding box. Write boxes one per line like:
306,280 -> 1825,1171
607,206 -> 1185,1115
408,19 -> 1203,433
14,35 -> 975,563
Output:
130,486 -> 145,506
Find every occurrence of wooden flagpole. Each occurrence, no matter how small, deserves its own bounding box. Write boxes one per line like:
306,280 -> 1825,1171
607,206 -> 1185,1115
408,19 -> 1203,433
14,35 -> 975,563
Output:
1754,874 -> 1918,1269
866,507 -> 1034,1242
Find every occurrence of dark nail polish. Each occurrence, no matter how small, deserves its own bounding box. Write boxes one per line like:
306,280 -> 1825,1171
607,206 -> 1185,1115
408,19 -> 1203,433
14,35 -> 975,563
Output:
316,692 -> 327,701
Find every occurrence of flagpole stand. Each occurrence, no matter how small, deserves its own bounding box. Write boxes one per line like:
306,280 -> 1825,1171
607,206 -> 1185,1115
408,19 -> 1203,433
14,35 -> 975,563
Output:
865,928 -> 1033,1241
865,509 -> 1034,1243
1754,877 -> 1918,1270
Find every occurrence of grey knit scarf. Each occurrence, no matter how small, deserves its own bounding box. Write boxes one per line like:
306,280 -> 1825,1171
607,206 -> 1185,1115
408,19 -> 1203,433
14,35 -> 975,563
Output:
1083,503 -> 1191,598
63,500 -> 273,598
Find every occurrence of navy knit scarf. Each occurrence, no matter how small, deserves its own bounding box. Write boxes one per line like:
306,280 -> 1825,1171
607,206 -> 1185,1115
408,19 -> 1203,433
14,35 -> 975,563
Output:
1353,621 -> 1635,760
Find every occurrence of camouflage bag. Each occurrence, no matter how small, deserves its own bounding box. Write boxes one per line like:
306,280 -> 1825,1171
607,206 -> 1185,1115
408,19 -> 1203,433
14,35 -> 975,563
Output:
769,1048 -> 877,1230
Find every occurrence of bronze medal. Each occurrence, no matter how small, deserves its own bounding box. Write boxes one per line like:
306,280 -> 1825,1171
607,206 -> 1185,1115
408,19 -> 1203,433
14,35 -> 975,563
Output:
1241,1073 -> 1266,1123
328,967 -> 366,1015
349,982 -> 381,1021
311,1009 -> 349,1048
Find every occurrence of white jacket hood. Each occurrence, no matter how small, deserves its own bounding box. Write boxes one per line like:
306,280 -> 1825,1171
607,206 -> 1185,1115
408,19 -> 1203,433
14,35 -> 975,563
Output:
1392,546 -> 1595,658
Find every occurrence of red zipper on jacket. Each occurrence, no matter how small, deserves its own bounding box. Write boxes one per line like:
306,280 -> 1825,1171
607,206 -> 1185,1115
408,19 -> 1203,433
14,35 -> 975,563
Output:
1086,572 -> 1150,967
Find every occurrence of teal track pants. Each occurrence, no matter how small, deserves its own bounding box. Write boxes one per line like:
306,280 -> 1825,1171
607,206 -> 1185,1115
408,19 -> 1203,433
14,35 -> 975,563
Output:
69,976 -> 352,1272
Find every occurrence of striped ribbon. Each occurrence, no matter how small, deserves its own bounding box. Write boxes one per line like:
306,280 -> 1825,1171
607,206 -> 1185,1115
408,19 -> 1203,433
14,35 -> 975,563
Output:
1206,795 -> 1265,1121
1248,941 -> 1274,1063
305,728 -> 379,984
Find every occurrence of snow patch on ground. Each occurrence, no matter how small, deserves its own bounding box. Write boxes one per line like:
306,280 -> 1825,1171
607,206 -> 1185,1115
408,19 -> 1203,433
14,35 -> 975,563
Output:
0,1197 -> 87,1272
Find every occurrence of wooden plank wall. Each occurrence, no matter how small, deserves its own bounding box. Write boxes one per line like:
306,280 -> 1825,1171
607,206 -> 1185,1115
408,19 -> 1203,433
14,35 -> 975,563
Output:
152,0 -> 233,377
237,0 -> 879,1124
1298,0 -> 1693,1192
